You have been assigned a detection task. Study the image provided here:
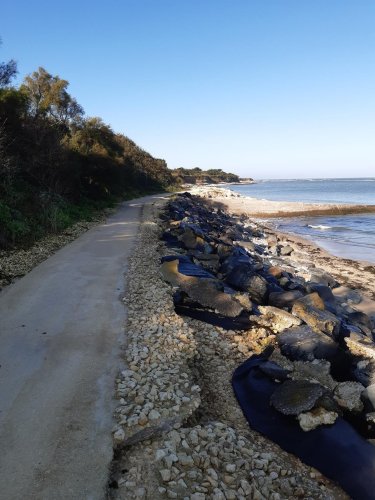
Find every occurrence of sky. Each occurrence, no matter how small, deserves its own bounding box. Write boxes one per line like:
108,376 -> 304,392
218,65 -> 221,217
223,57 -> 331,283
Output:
1,0 -> 374,179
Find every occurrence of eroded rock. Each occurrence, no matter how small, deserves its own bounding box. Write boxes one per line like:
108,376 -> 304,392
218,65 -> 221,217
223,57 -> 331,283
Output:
226,263 -> 268,303
292,295 -> 341,337
268,290 -> 304,309
255,305 -> 302,332
160,260 -> 244,317
278,325 -> 339,362
334,382 -> 364,413
270,379 -> 325,416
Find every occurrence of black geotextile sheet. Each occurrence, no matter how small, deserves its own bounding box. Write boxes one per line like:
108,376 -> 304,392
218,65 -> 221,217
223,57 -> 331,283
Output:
232,354 -> 375,500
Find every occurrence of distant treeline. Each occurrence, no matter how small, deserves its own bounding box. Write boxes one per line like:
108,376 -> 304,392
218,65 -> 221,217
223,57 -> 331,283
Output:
0,53 -> 173,248
171,167 -> 241,185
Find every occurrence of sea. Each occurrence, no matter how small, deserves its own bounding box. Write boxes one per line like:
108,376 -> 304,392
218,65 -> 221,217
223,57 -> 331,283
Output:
230,178 -> 375,264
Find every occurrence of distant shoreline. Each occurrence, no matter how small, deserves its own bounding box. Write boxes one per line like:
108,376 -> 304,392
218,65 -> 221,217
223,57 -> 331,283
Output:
188,185 -> 375,218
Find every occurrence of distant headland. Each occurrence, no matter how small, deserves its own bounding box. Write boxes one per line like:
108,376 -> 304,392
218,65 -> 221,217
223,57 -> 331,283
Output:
171,167 -> 254,186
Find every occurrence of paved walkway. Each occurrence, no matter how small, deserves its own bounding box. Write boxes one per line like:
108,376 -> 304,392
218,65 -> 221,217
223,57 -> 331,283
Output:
0,194 -> 167,499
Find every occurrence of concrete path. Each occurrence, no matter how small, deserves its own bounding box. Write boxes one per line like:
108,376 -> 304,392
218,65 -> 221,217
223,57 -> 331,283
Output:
0,194 -> 168,499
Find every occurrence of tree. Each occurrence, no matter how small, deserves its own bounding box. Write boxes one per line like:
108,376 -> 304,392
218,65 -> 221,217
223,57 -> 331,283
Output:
21,67 -> 83,126
0,38 -> 17,88
0,59 -> 17,87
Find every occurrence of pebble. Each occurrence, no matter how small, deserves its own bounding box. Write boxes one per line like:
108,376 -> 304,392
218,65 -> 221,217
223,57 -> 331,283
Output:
160,469 -> 171,482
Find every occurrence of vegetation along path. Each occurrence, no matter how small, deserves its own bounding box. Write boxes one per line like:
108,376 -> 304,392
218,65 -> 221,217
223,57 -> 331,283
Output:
0,193 -> 168,499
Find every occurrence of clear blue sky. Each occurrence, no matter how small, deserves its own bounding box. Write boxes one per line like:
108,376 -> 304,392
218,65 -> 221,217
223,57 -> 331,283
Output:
1,0 -> 374,178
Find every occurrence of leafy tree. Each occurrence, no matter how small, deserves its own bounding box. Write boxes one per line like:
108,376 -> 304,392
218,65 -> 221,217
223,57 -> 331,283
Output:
21,67 -> 83,125
0,59 -> 17,87
0,38 -> 17,88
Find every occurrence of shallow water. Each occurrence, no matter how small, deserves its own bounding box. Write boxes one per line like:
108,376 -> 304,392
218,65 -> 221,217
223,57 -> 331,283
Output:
231,179 -> 375,263
273,213 -> 375,264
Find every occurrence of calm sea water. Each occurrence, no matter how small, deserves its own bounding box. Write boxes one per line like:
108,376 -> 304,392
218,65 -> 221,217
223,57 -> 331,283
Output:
230,178 -> 375,264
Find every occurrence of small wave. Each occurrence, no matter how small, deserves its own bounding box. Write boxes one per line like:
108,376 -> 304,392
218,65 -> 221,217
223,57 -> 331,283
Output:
307,224 -> 332,230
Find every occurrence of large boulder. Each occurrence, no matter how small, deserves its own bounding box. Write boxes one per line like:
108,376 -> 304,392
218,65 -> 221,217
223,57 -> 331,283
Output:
220,247 -> 253,275
347,311 -> 374,337
309,270 -> 338,288
345,332 -> 375,361
178,226 -> 205,249
226,263 -> 268,303
291,359 -> 337,391
268,290 -> 304,309
160,259 -> 244,317
307,283 -> 337,314
278,325 -> 339,362
270,379 -> 325,415
292,294 -> 341,337
252,306 -> 302,333
279,244 -> 294,256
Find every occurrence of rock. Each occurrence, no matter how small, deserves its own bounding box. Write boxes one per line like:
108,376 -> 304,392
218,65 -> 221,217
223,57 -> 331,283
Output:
178,453 -> 194,466
297,407 -> 338,431
226,264 -> 268,303
113,427 -> 125,444
234,240 -> 255,252
178,226 -> 205,249
269,245 -> 278,255
160,260 -> 243,317
149,409 -> 161,420
233,292 -> 253,312
292,295 -> 341,337
307,283 -> 336,313
138,413 -> 148,425
217,243 -> 232,258
268,266 -> 284,278
333,382 -> 364,412
309,270 -> 338,288
345,332 -> 375,361
353,360 -> 375,387
270,379 -> 326,415
347,311 -> 374,336
278,325 -> 339,361
279,245 -> 294,256
295,292 -> 325,310
315,393 -> 342,414
190,252 -> 220,271
267,234 -> 278,246
160,469 -> 172,482
268,290 -> 304,309
256,305 -> 302,332
134,487 -> 146,498
291,359 -> 337,391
